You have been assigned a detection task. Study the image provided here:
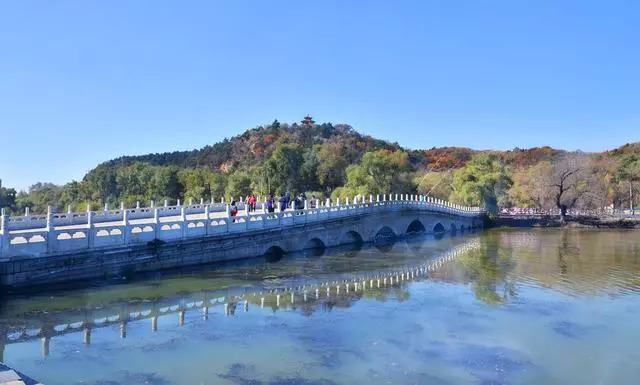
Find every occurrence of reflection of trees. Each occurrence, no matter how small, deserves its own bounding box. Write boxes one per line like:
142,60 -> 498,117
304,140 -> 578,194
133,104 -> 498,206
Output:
557,230 -> 579,276
457,234 -> 516,304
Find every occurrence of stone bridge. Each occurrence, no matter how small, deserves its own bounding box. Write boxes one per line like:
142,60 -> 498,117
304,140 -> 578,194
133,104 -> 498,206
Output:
0,194 -> 483,287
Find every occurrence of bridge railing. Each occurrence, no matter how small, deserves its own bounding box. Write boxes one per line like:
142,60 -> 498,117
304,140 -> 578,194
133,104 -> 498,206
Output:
0,194 -> 483,259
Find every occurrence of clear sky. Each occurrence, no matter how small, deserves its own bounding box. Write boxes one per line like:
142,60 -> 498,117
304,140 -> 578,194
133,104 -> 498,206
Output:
0,1 -> 638,190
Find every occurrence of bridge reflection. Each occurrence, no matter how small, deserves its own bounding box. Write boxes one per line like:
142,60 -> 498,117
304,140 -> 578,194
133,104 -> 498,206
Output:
0,240 -> 479,361
0,239 -> 479,359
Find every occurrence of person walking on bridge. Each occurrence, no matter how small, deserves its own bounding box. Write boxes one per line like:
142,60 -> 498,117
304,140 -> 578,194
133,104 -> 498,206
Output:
266,193 -> 275,213
248,194 -> 257,212
230,200 -> 238,222
279,193 -> 290,212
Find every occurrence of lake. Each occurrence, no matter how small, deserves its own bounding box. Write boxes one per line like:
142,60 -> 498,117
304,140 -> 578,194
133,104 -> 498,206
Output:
0,228 -> 638,385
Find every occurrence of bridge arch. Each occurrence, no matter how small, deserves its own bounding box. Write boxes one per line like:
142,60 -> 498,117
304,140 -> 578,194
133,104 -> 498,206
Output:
374,226 -> 396,241
264,245 -> 286,263
433,223 -> 445,234
303,238 -> 326,251
340,231 -> 363,245
406,219 -> 426,234
450,223 -> 457,235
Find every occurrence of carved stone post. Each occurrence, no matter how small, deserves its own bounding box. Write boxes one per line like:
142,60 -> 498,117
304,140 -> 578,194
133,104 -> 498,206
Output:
204,205 -> 210,235
87,204 -> 94,248
46,206 -> 54,253
153,206 -> 159,239
122,209 -> 129,245
0,208 -> 6,260
180,206 -> 186,238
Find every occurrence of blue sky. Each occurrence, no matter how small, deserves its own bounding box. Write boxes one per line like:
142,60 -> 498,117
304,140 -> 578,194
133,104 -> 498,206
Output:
0,1 -> 638,190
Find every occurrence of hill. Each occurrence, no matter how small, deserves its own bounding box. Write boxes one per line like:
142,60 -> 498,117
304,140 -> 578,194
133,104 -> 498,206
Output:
1,117 -> 638,215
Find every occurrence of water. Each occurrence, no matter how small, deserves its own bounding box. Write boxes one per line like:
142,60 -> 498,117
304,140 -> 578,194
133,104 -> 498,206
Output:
0,229 -> 639,385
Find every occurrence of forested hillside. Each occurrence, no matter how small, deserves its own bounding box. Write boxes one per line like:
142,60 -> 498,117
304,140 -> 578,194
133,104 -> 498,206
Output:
1,117 -> 638,216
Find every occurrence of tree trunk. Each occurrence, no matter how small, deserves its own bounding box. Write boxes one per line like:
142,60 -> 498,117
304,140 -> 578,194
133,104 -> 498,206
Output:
560,205 -> 567,223
631,182 -> 635,215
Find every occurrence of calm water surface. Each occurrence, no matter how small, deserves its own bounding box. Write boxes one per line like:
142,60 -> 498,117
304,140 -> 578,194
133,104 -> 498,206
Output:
0,229 -> 639,385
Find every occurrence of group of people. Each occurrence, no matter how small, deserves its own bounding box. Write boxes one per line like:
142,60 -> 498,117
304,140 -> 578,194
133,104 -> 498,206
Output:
228,192 -> 314,219
270,192 -> 311,212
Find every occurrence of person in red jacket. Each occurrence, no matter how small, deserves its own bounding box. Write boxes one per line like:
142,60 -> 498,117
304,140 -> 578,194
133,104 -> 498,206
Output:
248,194 -> 257,212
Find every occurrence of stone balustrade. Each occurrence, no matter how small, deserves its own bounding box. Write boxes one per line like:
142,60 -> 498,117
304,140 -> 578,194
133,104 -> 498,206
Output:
0,194 -> 483,260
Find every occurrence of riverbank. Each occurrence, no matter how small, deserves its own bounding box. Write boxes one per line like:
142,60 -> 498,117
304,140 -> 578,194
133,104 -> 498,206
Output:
489,215 -> 640,229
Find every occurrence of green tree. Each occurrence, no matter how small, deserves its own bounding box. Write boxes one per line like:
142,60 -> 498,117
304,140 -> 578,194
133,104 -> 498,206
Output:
316,142 -> 350,192
260,144 -> 305,195
225,171 -> 252,200
149,166 -> 181,203
83,165 -> 117,203
507,161 -> 553,208
59,181 -> 88,212
414,171 -> 453,200
179,168 -> 213,203
450,154 -> 511,213
207,172 -> 228,202
300,149 -> 320,192
15,183 -> 64,213
331,150 -> 413,199
115,162 -> 155,206
0,181 -> 17,213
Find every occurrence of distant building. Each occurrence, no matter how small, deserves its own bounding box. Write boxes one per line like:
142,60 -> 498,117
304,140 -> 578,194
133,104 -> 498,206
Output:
301,114 -> 315,126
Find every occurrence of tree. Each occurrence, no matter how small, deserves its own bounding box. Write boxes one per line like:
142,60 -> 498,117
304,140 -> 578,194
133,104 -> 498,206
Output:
115,162 -> 156,206
225,171 -> 252,200
300,149 -> 320,192
207,172 -> 227,202
260,144 -> 305,195
150,166 -> 181,203
22,183 -> 64,213
0,180 -> 17,214
316,142 -> 350,192
83,165 -> 117,203
331,149 -> 413,199
179,168 -> 213,203
541,156 -> 592,221
59,181 -> 87,212
450,154 -> 511,213
616,154 -> 640,214
507,161 -> 553,208
414,171 -> 453,200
